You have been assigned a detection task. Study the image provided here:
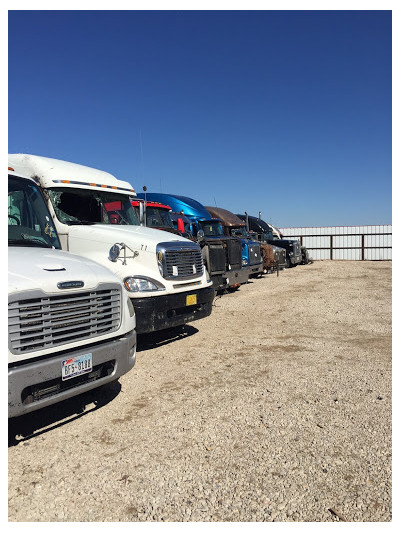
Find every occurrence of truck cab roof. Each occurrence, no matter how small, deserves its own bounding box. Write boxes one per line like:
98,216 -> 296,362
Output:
8,154 -> 136,197
236,214 -> 283,239
205,206 -> 245,228
136,193 -> 212,221
8,165 -> 38,185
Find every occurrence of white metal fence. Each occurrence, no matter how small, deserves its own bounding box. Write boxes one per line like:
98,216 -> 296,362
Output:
279,225 -> 392,260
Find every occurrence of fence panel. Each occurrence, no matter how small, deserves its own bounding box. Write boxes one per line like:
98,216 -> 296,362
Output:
279,225 -> 392,260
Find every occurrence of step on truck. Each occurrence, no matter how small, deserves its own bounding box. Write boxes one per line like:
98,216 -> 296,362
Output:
8,154 -> 215,335
8,168 -> 137,418
137,193 -> 249,291
205,206 -> 264,277
236,214 -> 302,268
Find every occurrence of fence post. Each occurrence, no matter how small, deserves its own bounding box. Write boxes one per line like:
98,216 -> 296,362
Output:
361,234 -> 365,261
330,235 -> 333,260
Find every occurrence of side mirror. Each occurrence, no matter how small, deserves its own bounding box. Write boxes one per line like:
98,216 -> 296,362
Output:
109,244 -> 121,262
177,217 -> 185,233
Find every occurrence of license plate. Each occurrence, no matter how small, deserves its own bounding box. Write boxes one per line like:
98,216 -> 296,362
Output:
186,294 -> 197,306
62,353 -> 93,381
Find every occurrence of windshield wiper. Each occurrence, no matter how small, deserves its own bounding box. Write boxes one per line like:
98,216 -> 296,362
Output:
8,238 -> 52,248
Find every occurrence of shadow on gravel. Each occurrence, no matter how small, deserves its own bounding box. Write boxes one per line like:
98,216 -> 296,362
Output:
137,324 -> 199,352
8,380 -> 121,447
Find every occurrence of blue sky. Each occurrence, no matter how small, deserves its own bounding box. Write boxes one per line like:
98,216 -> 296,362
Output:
8,10 -> 392,227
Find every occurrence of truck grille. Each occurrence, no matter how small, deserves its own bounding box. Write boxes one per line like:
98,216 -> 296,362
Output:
293,241 -> 301,255
275,248 -> 286,265
208,243 -> 226,274
248,242 -> 262,265
226,238 -> 242,269
158,241 -> 204,280
8,286 -> 121,354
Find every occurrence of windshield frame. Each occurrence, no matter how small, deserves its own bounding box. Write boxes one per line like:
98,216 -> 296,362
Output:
47,187 -> 140,226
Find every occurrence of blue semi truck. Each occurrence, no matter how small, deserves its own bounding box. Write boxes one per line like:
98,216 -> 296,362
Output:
136,193 -> 250,291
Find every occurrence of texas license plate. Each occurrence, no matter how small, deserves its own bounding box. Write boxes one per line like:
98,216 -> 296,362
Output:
186,294 -> 197,306
62,353 -> 93,381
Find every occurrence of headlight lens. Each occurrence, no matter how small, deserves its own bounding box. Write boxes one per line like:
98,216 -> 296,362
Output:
157,251 -> 164,276
124,276 -> 166,292
242,258 -> 248,266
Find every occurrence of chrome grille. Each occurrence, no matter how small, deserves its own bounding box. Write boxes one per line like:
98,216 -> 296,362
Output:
248,242 -> 262,265
9,285 -> 121,354
164,249 -> 203,278
158,241 -> 204,280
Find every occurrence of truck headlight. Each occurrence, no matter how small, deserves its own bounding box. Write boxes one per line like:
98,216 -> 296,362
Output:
157,251 -> 164,276
242,258 -> 248,266
124,276 -> 166,292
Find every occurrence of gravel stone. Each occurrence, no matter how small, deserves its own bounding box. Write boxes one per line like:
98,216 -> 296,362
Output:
8,261 -> 391,522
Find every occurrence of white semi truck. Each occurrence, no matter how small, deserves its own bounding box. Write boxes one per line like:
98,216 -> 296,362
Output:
8,168 -> 137,418
8,154 -> 215,334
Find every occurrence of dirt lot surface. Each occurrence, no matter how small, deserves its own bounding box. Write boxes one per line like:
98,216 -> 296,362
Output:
8,261 -> 392,522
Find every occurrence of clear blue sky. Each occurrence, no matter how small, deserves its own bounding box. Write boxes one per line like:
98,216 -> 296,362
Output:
8,10 -> 392,227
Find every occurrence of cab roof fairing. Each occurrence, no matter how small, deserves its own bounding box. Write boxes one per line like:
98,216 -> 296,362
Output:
205,206 -> 246,228
136,193 -> 212,221
7,154 -> 137,197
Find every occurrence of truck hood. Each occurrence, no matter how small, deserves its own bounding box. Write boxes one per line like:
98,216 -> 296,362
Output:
8,247 -> 121,294
271,239 -> 292,247
67,224 -> 191,253
271,244 -> 286,253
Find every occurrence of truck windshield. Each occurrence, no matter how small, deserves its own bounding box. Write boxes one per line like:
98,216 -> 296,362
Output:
248,231 -> 259,240
198,220 -> 224,237
48,188 -> 139,226
8,175 -> 61,249
230,226 -> 247,238
145,207 -> 174,229
261,230 -> 275,241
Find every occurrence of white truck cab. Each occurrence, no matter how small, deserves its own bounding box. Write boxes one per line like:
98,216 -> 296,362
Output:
8,154 -> 215,334
8,169 -> 136,418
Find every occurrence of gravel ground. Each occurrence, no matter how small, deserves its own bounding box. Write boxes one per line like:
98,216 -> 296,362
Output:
8,260 -> 392,522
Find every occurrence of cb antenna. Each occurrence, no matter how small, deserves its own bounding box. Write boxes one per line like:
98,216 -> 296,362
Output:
139,129 -> 145,182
